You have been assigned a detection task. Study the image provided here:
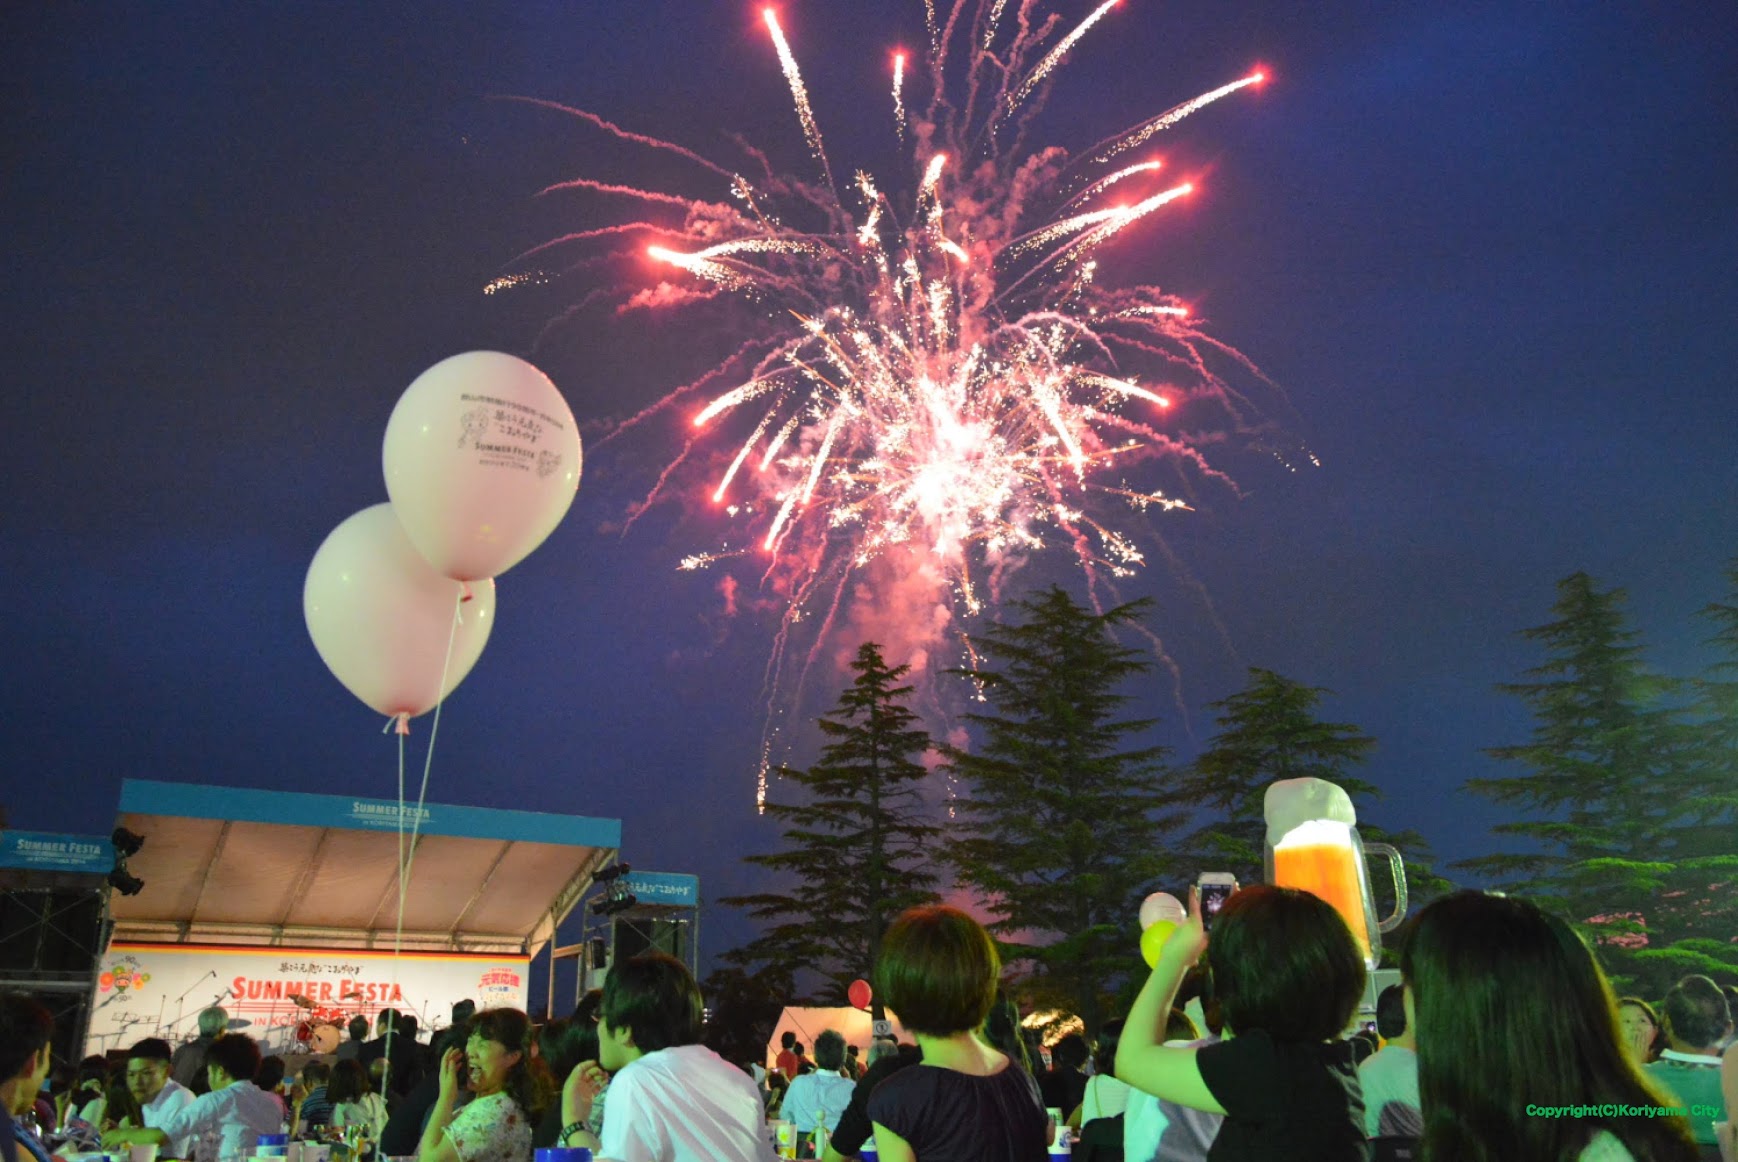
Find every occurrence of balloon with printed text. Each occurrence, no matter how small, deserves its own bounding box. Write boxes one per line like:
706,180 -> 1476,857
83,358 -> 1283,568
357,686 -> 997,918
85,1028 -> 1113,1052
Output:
383,351 -> 581,581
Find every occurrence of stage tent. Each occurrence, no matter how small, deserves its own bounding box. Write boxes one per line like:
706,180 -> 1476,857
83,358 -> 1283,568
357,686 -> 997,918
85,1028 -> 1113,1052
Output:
109,779 -> 621,958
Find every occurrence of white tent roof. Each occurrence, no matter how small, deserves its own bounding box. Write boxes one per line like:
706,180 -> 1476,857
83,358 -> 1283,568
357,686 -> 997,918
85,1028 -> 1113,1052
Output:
109,779 -> 621,956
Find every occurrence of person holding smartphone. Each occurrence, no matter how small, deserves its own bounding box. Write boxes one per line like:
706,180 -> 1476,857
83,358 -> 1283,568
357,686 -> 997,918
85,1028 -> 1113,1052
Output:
1116,882 -> 1369,1161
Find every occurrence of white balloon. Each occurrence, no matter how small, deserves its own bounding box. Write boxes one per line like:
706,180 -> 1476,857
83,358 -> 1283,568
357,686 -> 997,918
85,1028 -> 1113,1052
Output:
383,351 -> 581,581
304,503 -> 496,722
1139,891 -> 1186,930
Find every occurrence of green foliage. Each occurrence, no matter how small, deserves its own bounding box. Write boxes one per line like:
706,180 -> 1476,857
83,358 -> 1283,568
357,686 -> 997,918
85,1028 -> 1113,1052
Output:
700,964 -> 789,1066
1462,570 -> 1738,992
718,642 -> 942,1012
941,586 -> 1180,1037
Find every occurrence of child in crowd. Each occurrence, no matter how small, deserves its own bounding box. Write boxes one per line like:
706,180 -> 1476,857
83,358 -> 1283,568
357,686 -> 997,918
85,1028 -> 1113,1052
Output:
1117,884 -> 1368,1161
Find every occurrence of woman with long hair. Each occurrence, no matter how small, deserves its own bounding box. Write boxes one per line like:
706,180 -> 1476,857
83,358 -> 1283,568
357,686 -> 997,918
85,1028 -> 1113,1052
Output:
417,1008 -> 550,1162
1400,892 -> 1697,1162
100,1075 -> 143,1133
1116,884 -> 1368,1161
866,905 -> 1048,1162
327,1060 -> 386,1140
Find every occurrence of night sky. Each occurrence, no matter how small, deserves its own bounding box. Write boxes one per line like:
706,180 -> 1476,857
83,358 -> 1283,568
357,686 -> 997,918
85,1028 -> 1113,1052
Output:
6,1 -> 1737,980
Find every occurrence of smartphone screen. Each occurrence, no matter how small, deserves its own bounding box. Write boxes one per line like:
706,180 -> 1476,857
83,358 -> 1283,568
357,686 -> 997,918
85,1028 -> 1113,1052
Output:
1198,881 -> 1234,930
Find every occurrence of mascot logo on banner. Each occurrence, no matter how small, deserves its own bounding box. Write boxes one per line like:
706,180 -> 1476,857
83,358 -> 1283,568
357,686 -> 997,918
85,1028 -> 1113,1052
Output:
100,954 -> 152,994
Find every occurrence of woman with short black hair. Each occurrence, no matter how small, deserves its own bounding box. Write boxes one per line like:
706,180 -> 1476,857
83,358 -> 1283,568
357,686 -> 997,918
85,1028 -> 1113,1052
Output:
866,905 -> 1048,1162
1117,884 -> 1368,1162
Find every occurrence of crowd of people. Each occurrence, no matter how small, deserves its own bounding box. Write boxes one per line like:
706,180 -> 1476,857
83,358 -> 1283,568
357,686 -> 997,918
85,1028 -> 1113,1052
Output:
4,889 -> 1736,1162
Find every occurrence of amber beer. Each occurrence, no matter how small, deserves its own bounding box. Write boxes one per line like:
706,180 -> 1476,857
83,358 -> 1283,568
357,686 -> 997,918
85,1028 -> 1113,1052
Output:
1271,839 -> 1373,962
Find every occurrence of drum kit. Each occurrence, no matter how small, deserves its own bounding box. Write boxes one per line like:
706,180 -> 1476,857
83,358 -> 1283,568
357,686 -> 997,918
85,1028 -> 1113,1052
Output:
288,991 -> 360,1054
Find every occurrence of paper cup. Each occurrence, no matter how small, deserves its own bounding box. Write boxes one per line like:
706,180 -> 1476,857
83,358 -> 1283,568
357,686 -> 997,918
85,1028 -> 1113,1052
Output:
131,1146 -> 159,1162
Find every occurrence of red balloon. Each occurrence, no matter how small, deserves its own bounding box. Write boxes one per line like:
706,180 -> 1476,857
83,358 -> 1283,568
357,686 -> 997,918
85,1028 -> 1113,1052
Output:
848,979 -> 873,1010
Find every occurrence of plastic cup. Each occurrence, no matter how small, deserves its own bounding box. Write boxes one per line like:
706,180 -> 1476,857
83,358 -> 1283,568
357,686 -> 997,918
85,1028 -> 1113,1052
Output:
534,1150 -> 593,1162
131,1145 -> 160,1162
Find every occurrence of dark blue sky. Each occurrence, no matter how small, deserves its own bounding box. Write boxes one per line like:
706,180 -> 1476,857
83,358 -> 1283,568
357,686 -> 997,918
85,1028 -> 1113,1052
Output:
5,1 -> 1737,976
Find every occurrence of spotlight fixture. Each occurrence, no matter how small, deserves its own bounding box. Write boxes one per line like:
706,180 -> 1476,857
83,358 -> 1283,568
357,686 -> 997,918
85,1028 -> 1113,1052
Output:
593,861 -> 631,884
107,866 -> 145,896
112,827 -> 146,858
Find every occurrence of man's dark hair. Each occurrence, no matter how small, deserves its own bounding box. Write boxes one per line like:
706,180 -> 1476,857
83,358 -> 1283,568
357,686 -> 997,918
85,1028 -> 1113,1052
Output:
1376,984 -> 1408,1040
1051,1032 -> 1089,1071
300,1061 -> 332,1086
601,953 -> 703,1053
205,1033 -> 261,1082
875,905 -> 1000,1037
127,1038 -> 174,1064
814,1030 -> 845,1071
375,1008 -> 400,1034
1661,975 -> 1732,1050
0,992 -> 54,1081
1210,884 -> 1366,1043
1091,1019 -> 1125,1075
452,999 -> 476,1025
347,1016 -> 369,1041
780,1030 -> 796,1050
256,1056 -> 286,1091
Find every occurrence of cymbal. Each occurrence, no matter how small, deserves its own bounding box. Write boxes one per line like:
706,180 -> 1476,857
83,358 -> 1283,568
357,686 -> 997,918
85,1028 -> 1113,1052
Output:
289,994 -> 316,1009
226,1018 -> 252,1029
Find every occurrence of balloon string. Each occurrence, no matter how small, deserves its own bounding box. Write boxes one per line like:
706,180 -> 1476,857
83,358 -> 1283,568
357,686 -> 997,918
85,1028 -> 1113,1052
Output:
390,589 -> 463,1064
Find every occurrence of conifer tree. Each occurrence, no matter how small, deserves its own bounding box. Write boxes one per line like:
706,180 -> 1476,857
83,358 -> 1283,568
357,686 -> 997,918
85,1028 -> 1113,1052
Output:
942,586 -> 1178,1037
1160,667 -> 1450,927
720,642 -> 942,1013
1464,571 -> 1735,988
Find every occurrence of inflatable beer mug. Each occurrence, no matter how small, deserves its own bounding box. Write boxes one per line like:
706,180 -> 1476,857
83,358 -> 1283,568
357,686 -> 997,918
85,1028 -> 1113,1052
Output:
1262,777 -> 1407,967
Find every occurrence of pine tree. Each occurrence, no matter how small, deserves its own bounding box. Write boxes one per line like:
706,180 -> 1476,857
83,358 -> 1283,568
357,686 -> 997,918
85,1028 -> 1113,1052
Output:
1160,667 -> 1451,930
1462,571 -> 1734,989
719,642 -> 942,1013
942,586 -> 1179,1037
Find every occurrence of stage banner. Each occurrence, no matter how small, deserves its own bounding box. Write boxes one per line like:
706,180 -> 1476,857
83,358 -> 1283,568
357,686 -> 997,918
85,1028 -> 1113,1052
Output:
87,942 -> 529,1056
0,831 -> 112,874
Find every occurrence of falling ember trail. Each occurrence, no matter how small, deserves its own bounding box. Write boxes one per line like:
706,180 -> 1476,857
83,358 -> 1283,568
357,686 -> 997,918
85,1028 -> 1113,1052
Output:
512,2 -> 1294,802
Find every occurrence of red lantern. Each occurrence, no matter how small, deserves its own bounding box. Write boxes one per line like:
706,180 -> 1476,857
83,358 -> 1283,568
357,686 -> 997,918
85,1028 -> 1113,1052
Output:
847,978 -> 872,1010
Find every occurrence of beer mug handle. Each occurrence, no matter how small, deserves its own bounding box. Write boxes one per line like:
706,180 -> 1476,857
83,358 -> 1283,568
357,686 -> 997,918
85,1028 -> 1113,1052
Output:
1366,842 -> 1408,932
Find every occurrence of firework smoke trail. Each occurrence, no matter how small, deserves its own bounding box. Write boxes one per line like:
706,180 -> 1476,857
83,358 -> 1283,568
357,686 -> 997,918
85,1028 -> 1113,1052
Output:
514,1 -> 1282,806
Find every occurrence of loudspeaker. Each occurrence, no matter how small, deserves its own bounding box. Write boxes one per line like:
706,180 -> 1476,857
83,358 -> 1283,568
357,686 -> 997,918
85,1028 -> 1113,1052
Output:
588,936 -> 608,969
612,917 -> 684,962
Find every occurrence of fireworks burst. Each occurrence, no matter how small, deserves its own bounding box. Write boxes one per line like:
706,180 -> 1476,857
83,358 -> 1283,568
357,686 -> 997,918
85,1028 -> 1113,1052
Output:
509,2 -> 1285,804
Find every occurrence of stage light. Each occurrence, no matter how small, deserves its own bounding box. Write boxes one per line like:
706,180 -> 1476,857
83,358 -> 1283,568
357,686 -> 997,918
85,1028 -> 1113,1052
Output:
107,866 -> 145,896
112,827 -> 145,857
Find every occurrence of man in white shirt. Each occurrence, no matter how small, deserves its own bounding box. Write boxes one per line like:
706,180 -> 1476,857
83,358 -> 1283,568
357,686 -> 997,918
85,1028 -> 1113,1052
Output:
124,1039 -> 196,1157
106,1033 -> 282,1162
556,953 -> 773,1162
1357,985 -> 1420,1138
778,1030 -> 853,1140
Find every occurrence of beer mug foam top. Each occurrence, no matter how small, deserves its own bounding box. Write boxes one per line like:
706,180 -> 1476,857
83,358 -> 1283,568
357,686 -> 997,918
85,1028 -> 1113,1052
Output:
1263,777 -> 1407,967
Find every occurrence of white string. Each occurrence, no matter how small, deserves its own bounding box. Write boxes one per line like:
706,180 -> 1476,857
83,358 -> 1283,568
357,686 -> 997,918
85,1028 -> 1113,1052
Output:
390,587 -> 465,1067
